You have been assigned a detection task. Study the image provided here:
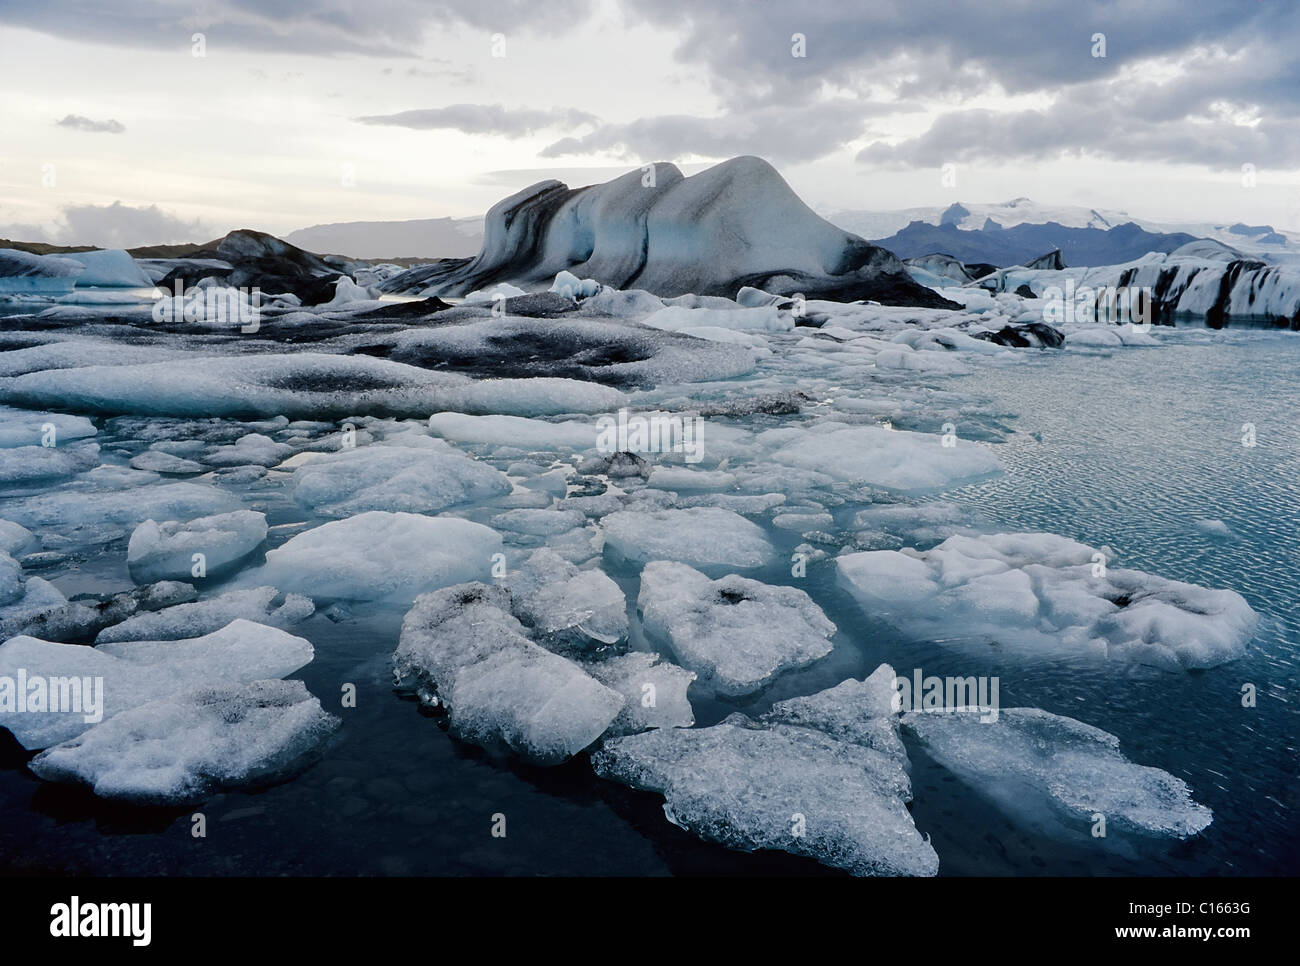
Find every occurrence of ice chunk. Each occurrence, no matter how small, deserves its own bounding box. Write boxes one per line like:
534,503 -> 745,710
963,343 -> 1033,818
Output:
550,270 -> 602,300
836,532 -> 1256,669
0,552 -> 23,606
2,482 -> 240,533
638,561 -> 834,696
509,548 -> 627,647
582,651 -> 695,735
440,378 -> 625,417
591,715 -> 937,876
0,352 -> 470,420
902,707 -> 1213,838
96,587 -> 314,643
0,408 -> 97,448
491,508 -> 586,536
0,441 -> 99,484
394,583 -> 623,764
204,433 -> 293,467
769,422 -> 1001,493
129,450 -> 204,474
0,520 -> 38,557
0,619 -> 315,749
127,510 -> 268,583
62,249 -> 153,288
257,511 -> 502,602
29,680 -> 338,804
762,664 -> 907,765
602,507 -> 775,569
292,442 -> 510,517
427,412 -> 598,451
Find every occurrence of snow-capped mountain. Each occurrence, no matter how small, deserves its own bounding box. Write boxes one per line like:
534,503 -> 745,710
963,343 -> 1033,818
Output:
828,199 -> 1300,258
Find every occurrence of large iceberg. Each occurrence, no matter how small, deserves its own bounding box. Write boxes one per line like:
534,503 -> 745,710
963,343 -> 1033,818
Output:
378,157 -> 954,308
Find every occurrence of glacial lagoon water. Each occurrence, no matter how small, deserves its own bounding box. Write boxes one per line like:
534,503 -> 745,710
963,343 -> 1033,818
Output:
0,324 -> 1296,876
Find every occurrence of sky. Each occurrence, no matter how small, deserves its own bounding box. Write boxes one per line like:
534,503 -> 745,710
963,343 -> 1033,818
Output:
1,0 -> 1298,247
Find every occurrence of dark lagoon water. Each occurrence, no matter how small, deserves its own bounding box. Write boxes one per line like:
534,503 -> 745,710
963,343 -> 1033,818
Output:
0,325 -> 1296,876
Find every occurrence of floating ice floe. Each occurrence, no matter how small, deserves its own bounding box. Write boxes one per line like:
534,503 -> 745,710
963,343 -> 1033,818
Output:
761,664 -> 907,765
837,532 -> 1256,669
2,481 -> 241,536
764,422 -> 1002,493
394,583 -> 623,765
0,441 -> 100,484
95,586 -> 313,643
257,511 -> 502,603
581,651 -> 695,735
0,353 -> 472,420
427,412 -> 598,451
29,680 -> 338,805
0,619 -> 315,749
291,439 -> 510,517
127,510 -> 268,583
902,707 -> 1213,838
508,548 -> 627,648
602,507 -> 775,569
0,407 -> 97,448
591,711 -> 938,876
638,561 -> 835,696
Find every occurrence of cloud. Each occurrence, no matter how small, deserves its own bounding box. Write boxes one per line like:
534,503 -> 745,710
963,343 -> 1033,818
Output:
356,104 -> 597,136
858,44 -> 1300,170
0,0 -> 595,56
55,114 -> 126,134
541,99 -> 892,165
0,201 -> 211,248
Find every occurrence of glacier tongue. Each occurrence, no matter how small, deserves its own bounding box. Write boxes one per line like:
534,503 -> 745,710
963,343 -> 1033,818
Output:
902,708 -> 1213,838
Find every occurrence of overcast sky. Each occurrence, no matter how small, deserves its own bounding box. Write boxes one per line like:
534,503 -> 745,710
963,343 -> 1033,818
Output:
2,0 -> 1298,247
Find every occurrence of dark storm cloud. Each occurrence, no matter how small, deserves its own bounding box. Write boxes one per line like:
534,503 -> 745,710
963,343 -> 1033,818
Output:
356,104 -> 597,136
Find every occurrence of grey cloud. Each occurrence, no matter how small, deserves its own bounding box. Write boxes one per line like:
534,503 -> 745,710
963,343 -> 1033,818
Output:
541,99 -> 890,165
356,104 -> 597,136
0,201 -> 212,248
0,0 -> 595,56
56,114 -> 125,134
